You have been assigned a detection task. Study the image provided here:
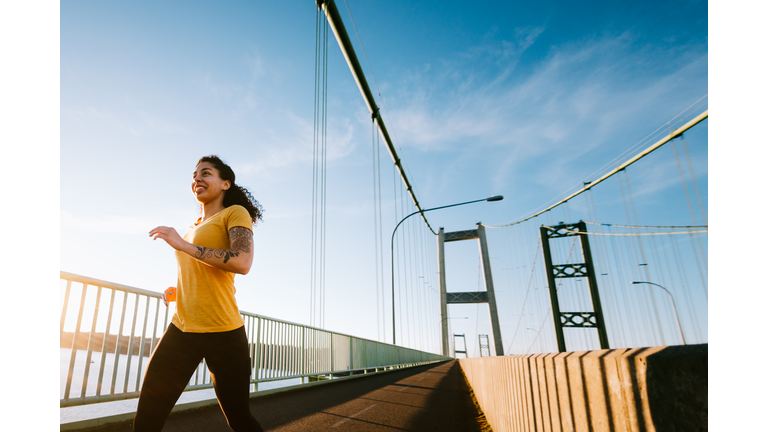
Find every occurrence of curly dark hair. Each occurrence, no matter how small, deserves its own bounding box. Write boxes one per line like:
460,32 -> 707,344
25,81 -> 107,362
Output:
197,155 -> 264,224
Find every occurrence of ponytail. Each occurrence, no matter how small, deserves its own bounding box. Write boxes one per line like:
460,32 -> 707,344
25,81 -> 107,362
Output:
223,183 -> 264,224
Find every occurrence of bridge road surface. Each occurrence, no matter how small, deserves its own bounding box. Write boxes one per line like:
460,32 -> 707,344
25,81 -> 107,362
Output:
94,360 -> 485,432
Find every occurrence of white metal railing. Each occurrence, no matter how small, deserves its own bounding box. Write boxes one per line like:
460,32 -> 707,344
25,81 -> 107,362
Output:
60,271 -> 450,408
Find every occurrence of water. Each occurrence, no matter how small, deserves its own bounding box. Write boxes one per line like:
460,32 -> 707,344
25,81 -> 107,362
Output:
60,348 -> 302,425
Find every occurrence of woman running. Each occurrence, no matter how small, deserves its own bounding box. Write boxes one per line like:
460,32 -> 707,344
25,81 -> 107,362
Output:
137,155 -> 265,432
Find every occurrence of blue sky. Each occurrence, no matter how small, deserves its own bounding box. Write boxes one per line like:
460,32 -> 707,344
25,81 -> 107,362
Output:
8,0 -> 768,428
56,0 -> 713,356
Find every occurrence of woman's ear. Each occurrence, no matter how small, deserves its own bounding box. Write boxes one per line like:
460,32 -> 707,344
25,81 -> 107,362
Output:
223,180 -> 231,191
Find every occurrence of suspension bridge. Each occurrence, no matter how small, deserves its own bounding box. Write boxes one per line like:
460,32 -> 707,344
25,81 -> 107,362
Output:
60,1 -> 707,431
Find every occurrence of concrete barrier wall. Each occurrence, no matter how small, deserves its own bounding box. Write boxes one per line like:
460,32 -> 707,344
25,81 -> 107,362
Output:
459,344 -> 707,432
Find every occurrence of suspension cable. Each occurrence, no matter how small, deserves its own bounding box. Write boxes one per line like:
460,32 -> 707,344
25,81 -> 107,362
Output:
482,109 -> 708,229
318,0 -> 437,234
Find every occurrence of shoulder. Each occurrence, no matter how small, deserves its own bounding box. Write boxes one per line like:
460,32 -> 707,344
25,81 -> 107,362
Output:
225,204 -> 249,216
225,205 -> 254,230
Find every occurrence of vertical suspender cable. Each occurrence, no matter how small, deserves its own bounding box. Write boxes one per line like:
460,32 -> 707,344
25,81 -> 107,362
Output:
681,135 -> 708,225
668,231 -> 702,342
393,164 -> 402,345
377,127 -> 386,342
320,18 -> 329,329
371,119 -> 381,341
419,212 -> 428,351
310,7 -> 329,329
310,8 -> 321,328
672,139 -> 709,298
400,182 -> 409,347
617,173 -> 658,346
407,203 -> 417,348
318,0 -> 436,234
623,171 -> 667,345
402,200 -> 411,347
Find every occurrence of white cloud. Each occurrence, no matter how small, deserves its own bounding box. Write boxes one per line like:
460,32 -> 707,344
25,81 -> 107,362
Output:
384,32 -> 706,156
194,72 -> 237,100
230,109 -> 357,179
62,105 -> 194,137
138,110 -> 193,135
375,31 -> 707,203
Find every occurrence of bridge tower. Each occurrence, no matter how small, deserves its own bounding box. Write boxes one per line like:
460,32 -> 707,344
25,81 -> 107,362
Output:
438,224 -> 504,357
478,334 -> 491,357
540,221 -> 610,352
453,334 -> 468,358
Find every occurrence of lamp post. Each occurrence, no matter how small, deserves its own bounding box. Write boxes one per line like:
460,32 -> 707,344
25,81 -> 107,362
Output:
630,281 -> 686,345
390,196 -> 503,345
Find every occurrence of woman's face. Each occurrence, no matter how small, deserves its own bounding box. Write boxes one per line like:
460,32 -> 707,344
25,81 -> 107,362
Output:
192,162 -> 231,204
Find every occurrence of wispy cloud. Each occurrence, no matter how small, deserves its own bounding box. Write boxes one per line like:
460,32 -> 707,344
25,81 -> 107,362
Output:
138,110 -> 193,135
194,73 -> 238,100
189,50 -> 361,178
62,106 -> 193,137
191,51 -> 273,118
380,30 -> 707,198
230,110 -> 357,179
387,31 -> 705,150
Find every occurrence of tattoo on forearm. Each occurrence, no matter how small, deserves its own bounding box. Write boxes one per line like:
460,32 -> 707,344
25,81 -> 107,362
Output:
192,227 -> 251,266
195,245 -> 240,264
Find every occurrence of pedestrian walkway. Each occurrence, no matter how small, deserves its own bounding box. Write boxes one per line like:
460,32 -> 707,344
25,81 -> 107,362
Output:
90,360 -> 485,431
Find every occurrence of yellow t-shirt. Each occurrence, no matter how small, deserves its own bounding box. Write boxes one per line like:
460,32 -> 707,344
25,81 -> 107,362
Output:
171,205 -> 253,333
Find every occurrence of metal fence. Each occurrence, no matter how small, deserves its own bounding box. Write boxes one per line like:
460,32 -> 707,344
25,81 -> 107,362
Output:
60,271 -> 450,408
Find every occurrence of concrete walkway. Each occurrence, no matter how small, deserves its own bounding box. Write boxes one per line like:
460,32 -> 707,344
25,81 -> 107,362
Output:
91,360 -> 485,432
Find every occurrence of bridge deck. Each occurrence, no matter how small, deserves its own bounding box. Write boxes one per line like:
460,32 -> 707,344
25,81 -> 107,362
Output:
92,360 -> 484,432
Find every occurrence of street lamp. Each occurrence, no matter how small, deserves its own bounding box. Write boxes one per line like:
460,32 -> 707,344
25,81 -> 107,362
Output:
630,281 -> 686,345
391,195 -> 503,345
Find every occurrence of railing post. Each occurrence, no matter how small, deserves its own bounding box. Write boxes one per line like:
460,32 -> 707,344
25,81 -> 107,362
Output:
350,337 -> 354,374
96,289 -> 116,396
254,316 -> 262,391
135,294 -> 151,392
123,294 -> 140,393
301,326 -> 306,384
60,279 -> 72,337
82,286 -> 104,398
64,282 -> 89,400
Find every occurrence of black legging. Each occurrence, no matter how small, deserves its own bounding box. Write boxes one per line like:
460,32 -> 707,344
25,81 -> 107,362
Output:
133,323 -> 264,432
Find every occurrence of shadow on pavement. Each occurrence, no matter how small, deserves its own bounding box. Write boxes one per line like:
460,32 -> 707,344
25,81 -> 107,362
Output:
90,360 -> 481,431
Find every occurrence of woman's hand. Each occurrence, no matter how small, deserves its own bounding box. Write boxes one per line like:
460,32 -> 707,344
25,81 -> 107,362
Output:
150,225 -> 253,275
149,226 -> 188,251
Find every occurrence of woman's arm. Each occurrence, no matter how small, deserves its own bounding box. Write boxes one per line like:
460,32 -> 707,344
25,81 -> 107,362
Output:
149,226 -> 254,275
